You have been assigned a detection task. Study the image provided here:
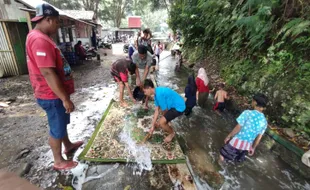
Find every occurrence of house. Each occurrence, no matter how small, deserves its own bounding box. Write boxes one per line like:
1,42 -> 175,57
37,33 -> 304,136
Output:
0,0 -> 32,77
0,0 -> 96,77
18,0 -> 96,46
63,10 -> 102,44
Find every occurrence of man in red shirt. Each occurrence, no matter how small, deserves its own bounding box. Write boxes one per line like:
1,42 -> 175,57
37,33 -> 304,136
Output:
110,58 -> 137,107
26,3 -> 82,170
74,41 -> 86,60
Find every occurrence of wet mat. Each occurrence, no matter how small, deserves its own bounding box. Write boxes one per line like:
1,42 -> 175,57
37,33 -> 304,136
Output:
78,100 -> 186,163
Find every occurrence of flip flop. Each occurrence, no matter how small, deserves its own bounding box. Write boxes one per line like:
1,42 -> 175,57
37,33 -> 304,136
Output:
63,141 -> 84,154
53,161 -> 78,171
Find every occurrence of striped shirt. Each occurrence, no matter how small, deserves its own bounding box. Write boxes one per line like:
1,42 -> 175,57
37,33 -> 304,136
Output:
230,110 -> 267,151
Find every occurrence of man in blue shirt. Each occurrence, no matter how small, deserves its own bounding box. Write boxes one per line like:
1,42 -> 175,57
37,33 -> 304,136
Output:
143,79 -> 185,143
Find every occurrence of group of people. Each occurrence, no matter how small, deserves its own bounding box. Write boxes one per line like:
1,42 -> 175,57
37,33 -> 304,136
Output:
111,45 -> 269,165
24,2 -> 269,173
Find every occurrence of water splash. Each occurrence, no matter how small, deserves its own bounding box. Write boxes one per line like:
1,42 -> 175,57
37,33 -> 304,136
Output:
119,116 -> 152,175
71,163 -> 119,190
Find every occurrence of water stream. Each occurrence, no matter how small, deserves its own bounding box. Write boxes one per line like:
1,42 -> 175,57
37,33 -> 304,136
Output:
156,52 -> 310,189
119,116 -> 153,175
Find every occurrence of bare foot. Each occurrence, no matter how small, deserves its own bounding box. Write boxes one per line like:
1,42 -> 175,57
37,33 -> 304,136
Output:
185,174 -> 193,182
53,160 -> 78,170
164,132 -> 175,143
120,101 -> 128,107
64,141 -> 84,154
143,105 -> 149,110
218,155 -> 224,165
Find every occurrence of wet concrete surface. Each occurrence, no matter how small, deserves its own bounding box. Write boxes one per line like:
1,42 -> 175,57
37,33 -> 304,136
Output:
155,55 -> 310,190
1,44 -> 310,190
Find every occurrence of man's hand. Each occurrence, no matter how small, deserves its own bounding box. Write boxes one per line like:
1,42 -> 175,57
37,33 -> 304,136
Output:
63,99 -> 75,113
136,78 -> 141,87
224,136 -> 231,144
143,104 -> 149,110
149,127 -> 155,135
248,147 -> 255,156
132,98 -> 137,104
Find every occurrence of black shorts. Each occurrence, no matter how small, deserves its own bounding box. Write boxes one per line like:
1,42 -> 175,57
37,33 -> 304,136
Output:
164,108 -> 183,122
220,143 -> 247,162
213,102 -> 225,112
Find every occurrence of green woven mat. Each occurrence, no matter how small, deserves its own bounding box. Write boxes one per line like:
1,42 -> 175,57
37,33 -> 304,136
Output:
78,100 -> 186,164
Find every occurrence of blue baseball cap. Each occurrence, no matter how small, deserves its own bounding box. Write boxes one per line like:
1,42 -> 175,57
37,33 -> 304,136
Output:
31,3 -> 59,22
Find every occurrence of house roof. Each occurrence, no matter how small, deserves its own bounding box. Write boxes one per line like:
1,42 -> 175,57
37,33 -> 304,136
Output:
63,10 -> 95,21
16,0 -> 95,26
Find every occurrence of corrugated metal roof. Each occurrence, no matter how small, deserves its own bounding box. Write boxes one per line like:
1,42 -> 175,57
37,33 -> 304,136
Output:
16,0 -> 95,26
63,10 -> 94,21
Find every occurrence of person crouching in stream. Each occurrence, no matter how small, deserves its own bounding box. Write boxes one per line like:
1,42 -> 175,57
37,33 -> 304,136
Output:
184,75 -> 197,116
219,93 -> 268,163
143,79 -> 185,143
196,68 -> 210,109
111,58 -> 137,107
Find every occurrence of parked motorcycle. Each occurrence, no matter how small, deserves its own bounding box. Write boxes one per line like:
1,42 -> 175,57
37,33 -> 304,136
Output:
123,43 -> 129,53
84,45 -> 97,59
98,40 -> 112,49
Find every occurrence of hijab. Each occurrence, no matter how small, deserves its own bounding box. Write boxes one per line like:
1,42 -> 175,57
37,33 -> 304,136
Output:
197,68 -> 209,86
186,75 -> 197,95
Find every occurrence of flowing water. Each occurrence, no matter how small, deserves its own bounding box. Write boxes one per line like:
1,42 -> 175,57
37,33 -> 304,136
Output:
119,116 -> 153,175
35,49 -> 309,189
155,52 -> 310,189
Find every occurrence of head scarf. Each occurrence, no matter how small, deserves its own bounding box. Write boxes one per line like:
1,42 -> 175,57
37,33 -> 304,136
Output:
197,68 -> 209,86
186,75 -> 197,95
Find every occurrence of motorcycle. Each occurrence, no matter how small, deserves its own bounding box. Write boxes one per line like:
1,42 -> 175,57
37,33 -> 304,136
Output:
123,43 -> 129,53
84,45 -> 97,59
98,39 -> 112,49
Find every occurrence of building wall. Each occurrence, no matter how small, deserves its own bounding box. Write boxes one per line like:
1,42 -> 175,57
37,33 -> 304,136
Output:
74,21 -> 92,45
0,21 -> 19,76
0,0 -> 28,21
75,21 -> 92,38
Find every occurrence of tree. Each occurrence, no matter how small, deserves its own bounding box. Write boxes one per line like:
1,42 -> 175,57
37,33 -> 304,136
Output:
45,0 -> 82,9
149,0 -> 172,12
99,0 -> 131,28
82,0 -> 101,17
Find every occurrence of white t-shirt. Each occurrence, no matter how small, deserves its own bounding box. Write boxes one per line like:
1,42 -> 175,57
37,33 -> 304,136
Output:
155,45 -> 162,55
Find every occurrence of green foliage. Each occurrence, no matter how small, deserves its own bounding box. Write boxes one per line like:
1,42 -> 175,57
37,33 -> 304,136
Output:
169,0 -> 310,133
45,0 -> 82,9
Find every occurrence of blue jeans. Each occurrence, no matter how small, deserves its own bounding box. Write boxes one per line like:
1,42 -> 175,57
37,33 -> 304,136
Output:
37,99 -> 70,139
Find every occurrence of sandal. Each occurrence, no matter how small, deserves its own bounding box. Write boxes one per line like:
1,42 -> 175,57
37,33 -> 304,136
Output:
53,161 -> 78,171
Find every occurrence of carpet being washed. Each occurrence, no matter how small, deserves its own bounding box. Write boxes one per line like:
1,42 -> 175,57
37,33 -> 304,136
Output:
78,100 -> 186,163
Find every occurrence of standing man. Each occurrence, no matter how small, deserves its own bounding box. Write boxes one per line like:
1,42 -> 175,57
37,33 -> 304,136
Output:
131,45 -> 153,109
154,41 -> 163,63
26,3 -> 82,170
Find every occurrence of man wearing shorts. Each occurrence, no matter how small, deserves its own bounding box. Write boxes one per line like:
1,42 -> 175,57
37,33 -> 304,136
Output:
219,93 -> 268,163
110,58 -> 137,107
131,45 -> 153,109
26,3 -> 82,170
143,79 -> 185,143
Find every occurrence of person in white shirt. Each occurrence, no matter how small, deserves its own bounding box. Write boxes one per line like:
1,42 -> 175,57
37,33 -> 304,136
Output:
154,41 -> 163,63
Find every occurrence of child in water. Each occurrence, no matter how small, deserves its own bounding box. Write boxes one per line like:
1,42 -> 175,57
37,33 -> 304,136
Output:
184,75 -> 197,116
213,83 -> 228,112
219,93 -> 268,163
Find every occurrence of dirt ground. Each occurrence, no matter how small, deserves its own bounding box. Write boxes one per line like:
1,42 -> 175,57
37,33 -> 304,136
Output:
0,47 -> 123,183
